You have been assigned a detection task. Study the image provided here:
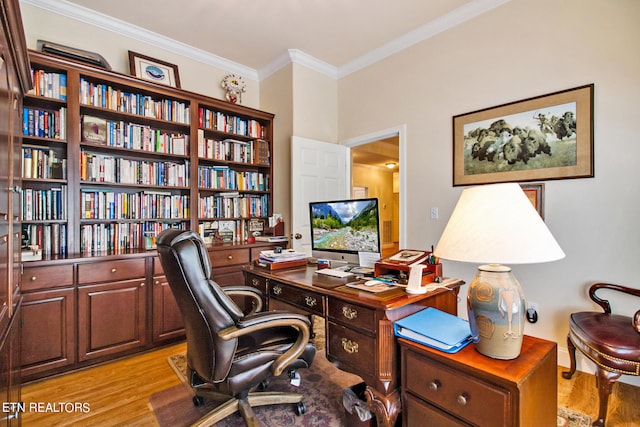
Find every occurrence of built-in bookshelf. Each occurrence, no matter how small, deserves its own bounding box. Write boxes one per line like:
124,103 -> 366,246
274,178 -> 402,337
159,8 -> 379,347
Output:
23,50 -> 274,259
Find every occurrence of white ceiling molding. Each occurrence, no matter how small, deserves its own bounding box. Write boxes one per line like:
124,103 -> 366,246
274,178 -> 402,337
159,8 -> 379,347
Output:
21,0 -> 260,80
338,0 -> 513,79
22,0 -> 511,82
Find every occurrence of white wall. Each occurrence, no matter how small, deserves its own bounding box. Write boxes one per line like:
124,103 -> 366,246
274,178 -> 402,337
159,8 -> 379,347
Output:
338,0 -> 640,381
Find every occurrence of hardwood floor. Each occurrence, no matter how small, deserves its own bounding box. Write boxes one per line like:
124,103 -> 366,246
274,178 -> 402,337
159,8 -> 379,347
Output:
22,342 -> 640,426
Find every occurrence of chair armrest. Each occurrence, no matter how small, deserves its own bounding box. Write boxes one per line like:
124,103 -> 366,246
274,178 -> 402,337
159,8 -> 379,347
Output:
218,311 -> 311,376
222,286 -> 263,313
590,282 -> 640,314
634,309 -> 640,333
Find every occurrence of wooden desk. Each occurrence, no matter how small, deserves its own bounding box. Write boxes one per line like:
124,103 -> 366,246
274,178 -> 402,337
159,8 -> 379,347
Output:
243,265 -> 462,427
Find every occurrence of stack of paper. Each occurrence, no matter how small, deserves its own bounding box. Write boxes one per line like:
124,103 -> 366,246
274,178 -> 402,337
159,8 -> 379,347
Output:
394,307 -> 472,353
259,249 -> 307,263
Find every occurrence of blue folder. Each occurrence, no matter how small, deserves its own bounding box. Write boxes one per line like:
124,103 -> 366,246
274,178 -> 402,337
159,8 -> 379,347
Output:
394,307 -> 472,353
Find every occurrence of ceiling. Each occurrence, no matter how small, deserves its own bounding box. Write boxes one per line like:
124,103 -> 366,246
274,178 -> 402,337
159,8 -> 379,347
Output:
35,0 -> 510,79
28,0 -> 510,168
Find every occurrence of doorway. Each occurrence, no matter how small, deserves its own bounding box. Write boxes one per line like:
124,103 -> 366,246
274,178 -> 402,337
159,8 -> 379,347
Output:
345,126 -> 404,258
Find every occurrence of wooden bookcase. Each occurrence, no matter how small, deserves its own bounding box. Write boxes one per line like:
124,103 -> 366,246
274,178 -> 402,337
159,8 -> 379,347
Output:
20,50 -> 279,381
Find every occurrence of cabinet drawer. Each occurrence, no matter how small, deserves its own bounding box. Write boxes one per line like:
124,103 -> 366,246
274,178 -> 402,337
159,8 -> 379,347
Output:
209,248 -> 250,268
327,321 -> 376,379
404,349 -> 509,426
270,281 -> 324,316
404,393 -> 470,427
327,299 -> 376,333
78,258 -> 146,284
22,264 -> 73,291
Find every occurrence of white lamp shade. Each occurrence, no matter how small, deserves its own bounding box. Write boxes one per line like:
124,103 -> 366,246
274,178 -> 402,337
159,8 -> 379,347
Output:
434,183 -> 565,264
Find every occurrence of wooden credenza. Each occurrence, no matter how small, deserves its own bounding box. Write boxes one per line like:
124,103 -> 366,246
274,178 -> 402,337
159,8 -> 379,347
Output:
399,335 -> 557,426
19,240 -> 281,382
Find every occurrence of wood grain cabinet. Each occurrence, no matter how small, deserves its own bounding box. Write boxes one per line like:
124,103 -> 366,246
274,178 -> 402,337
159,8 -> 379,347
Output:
77,258 -> 147,362
400,335 -> 557,427
151,258 -> 184,343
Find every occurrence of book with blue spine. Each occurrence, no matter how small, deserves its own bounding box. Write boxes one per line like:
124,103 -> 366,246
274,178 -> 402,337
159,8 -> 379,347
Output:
394,307 -> 472,353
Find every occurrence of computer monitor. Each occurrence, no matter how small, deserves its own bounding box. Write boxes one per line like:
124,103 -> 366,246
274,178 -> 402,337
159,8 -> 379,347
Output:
309,197 -> 381,266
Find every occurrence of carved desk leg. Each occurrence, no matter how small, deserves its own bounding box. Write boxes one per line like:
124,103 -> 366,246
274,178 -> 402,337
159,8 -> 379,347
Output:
364,386 -> 401,427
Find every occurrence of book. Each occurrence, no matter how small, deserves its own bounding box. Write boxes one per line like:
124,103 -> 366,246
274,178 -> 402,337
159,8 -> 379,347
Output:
394,307 -> 472,353
254,258 -> 306,270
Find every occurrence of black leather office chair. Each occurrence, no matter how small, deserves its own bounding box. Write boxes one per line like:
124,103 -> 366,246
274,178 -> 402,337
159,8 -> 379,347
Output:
156,229 -> 316,427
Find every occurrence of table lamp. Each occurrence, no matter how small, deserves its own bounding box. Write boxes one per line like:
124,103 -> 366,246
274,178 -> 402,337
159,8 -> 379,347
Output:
433,183 -> 565,359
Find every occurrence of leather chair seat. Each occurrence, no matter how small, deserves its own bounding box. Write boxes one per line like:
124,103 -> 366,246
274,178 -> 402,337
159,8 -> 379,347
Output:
569,312 -> 640,376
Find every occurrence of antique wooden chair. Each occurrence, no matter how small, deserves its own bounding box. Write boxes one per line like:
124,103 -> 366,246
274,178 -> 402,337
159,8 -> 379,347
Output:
562,282 -> 640,427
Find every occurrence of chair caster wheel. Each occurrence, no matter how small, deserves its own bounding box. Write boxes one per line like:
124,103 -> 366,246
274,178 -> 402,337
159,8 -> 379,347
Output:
193,395 -> 205,407
295,401 -> 306,415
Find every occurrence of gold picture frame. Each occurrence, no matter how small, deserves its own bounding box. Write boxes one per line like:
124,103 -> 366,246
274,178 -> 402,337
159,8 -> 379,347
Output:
128,51 -> 181,88
453,84 -> 594,186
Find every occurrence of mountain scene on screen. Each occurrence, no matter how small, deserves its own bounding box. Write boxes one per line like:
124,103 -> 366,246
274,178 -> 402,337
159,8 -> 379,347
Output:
311,200 -> 379,252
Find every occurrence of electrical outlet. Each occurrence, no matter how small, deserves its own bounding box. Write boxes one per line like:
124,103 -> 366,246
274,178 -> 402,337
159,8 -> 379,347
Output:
527,301 -> 539,312
430,207 -> 439,220
526,301 -> 539,323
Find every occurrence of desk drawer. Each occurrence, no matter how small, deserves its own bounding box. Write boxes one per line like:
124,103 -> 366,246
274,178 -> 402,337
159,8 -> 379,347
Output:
269,281 -> 324,316
404,393 -> 470,427
404,349 -> 508,426
327,299 -> 376,333
209,248 -> 250,268
78,258 -> 146,284
327,321 -> 375,379
22,264 -> 74,291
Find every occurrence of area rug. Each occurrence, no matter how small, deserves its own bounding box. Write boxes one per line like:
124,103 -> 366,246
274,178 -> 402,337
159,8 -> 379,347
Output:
151,349 -> 364,427
557,406 -> 592,427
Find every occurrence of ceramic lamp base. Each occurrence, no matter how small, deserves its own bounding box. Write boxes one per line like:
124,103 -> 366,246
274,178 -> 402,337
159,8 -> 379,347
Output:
467,264 -> 526,359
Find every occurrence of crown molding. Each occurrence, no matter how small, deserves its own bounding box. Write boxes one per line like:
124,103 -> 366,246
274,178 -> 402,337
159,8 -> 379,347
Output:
338,0 -> 512,78
21,0 -> 259,80
22,0 -> 511,82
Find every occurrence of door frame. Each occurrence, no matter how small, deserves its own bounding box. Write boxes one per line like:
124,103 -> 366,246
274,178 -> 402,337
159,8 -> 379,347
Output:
342,124 -> 406,249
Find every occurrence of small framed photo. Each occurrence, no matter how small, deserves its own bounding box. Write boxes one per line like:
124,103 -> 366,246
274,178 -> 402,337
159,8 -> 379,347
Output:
520,183 -> 545,220
128,51 -> 181,88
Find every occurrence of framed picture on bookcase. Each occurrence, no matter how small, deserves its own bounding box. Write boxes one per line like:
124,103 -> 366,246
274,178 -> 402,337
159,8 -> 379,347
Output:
128,51 -> 181,88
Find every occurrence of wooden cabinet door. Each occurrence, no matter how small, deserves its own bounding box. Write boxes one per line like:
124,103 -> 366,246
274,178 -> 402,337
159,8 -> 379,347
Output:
77,279 -> 147,362
151,275 -> 184,343
20,288 -> 75,380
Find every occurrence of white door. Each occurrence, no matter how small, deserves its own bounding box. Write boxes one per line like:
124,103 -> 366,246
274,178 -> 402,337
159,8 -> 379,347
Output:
291,136 -> 349,254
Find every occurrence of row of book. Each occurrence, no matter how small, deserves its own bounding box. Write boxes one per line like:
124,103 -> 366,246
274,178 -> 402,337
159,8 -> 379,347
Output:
79,221 -> 186,255
197,165 -> 268,191
199,194 -> 269,219
198,107 -> 266,138
197,132 -> 270,165
23,107 -> 67,140
22,186 -> 67,221
22,146 -> 66,180
82,115 -> 189,155
79,78 -> 191,124
81,190 -> 190,220
80,150 -> 190,187
22,223 -> 67,256
28,68 -> 67,100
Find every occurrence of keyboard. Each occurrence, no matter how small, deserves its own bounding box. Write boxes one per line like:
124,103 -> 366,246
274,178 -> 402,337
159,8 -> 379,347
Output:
315,268 -> 355,278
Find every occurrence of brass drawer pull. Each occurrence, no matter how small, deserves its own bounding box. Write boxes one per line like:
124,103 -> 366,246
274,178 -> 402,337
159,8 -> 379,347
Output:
227,255 -> 233,260
429,380 -> 441,391
272,284 -> 283,295
305,296 -> 317,307
111,268 -> 117,273
251,278 -> 260,286
342,306 -> 358,320
457,393 -> 470,406
341,338 -> 359,354
30,276 -> 37,281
